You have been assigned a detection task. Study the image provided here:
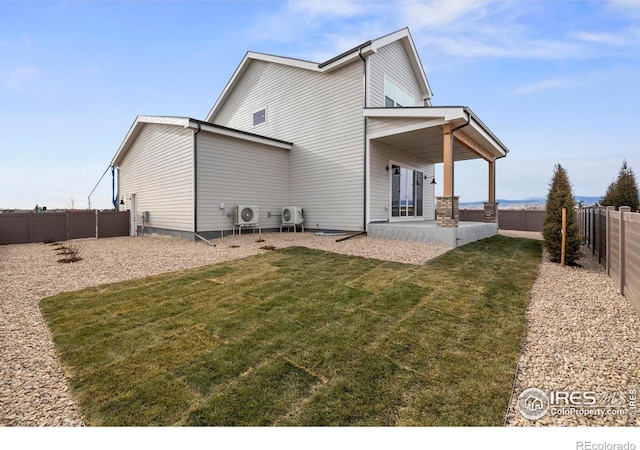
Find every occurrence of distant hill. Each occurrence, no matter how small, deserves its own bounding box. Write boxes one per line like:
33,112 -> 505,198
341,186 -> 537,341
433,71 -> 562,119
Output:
459,196 -> 601,210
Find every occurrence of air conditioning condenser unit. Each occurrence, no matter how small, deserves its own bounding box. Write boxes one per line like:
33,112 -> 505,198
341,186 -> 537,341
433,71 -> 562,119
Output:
235,205 -> 259,225
282,206 -> 303,225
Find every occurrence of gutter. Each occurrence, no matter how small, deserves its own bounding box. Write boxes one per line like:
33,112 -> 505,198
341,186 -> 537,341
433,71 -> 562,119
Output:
359,47 -> 368,232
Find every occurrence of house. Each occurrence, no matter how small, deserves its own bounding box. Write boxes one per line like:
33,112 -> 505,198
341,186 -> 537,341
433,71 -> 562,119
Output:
112,28 -> 509,245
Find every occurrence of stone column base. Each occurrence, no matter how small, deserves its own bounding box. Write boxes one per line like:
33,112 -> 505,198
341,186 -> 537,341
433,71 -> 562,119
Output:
484,202 -> 499,223
436,196 -> 459,228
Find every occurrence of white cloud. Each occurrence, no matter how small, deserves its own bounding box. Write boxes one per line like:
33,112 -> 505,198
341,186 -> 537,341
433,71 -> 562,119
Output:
569,29 -> 639,47
400,0 -> 491,29
608,0 -> 640,10
510,78 -> 574,95
246,0 -> 639,65
431,33 -> 588,60
287,0 -> 364,17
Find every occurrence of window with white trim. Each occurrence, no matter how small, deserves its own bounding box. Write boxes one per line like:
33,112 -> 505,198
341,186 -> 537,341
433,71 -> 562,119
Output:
384,76 -> 421,107
252,108 -> 266,126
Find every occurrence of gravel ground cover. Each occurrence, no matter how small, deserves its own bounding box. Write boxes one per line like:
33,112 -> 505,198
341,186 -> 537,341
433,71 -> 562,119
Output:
2,230 -> 637,427
504,241 -> 639,426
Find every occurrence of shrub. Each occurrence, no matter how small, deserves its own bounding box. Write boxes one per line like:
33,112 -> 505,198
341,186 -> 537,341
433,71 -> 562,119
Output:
56,242 -> 84,263
600,160 -> 640,212
543,164 -> 581,265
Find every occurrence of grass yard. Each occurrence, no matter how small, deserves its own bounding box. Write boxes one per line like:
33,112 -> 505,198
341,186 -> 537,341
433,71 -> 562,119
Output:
40,235 -> 542,426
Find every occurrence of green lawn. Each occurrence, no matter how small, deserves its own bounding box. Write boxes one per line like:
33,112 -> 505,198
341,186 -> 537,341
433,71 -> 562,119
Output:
40,235 -> 542,426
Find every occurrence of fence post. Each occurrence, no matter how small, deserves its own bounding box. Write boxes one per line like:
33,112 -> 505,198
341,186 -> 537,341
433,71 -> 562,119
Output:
606,206 -> 614,275
586,208 -> 591,248
95,210 -> 99,239
619,206 -> 631,296
598,207 -> 604,264
28,213 -> 33,243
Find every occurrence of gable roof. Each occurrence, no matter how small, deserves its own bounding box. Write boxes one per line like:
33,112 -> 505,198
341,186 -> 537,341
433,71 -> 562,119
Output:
111,116 -> 293,167
205,27 -> 432,122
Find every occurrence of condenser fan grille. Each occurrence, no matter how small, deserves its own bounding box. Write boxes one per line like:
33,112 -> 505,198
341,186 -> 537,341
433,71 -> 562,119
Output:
282,208 -> 292,222
240,207 -> 254,223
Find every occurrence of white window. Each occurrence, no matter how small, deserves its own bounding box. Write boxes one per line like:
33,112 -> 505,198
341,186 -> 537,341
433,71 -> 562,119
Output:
384,76 -> 421,107
252,108 -> 266,126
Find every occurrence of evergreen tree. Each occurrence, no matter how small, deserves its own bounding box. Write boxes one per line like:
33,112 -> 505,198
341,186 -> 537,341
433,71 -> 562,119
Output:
600,160 -> 640,212
543,164 -> 581,264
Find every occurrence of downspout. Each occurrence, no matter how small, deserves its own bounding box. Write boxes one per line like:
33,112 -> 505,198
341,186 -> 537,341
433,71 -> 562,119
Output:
111,166 -> 118,209
193,122 -> 201,235
359,47 -> 368,232
449,110 -> 471,219
191,121 -> 216,247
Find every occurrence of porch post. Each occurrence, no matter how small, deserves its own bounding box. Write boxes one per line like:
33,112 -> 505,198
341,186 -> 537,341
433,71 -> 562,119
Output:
484,159 -> 498,223
488,159 -> 495,204
436,123 -> 459,228
442,123 -> 453,197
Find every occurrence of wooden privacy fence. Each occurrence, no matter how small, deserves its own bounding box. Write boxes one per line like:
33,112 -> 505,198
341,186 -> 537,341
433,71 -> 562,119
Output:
0,210 -> 130,245
578,206 -> 640,314
459,209 -> 545,231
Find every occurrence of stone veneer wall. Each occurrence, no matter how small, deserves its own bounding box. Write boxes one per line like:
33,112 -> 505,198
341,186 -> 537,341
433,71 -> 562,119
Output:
436,196 -> 459,228
484,202 -> 499,223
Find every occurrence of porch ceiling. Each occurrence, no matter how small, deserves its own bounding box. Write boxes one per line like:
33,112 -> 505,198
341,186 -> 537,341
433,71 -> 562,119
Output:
364,106 -> 509,163
373,127 -> 478,163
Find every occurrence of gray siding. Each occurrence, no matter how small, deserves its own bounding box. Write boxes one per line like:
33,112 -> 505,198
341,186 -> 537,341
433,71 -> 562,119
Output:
369,40 -> 424,108
370,140 -> 435,222
213,59 -> 365,231
118,124 -> 194,232
196,132 -> 288,233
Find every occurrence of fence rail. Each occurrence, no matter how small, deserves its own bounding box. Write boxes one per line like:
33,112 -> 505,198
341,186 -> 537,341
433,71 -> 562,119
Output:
459,209 -> 545,232
578,206 -> 640,314
0,210 -> 130,245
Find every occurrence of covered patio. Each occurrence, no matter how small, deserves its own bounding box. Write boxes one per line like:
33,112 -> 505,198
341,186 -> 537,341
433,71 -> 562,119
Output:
368,220 -> 498,247
364,106 -> 510,247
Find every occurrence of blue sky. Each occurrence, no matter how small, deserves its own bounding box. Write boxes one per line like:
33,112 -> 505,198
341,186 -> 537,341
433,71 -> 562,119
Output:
1,0 -> 639,210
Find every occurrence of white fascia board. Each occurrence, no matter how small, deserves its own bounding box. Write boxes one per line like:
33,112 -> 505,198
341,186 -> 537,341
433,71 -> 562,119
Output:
137,115 -> 190,127
187,121 -> 293,151
467,117 -> 509,157
370,28 -> 410,49
111,116 -> 190,166
364,107 -> 466,122
248,52 -> 320,71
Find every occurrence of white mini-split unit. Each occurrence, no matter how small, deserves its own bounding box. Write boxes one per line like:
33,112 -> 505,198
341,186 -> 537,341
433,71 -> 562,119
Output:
235,205 -> 259,225
282,206 -> 304,225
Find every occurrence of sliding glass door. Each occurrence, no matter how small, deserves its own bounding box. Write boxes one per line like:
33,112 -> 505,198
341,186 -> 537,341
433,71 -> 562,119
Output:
391,164 -> 423,218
